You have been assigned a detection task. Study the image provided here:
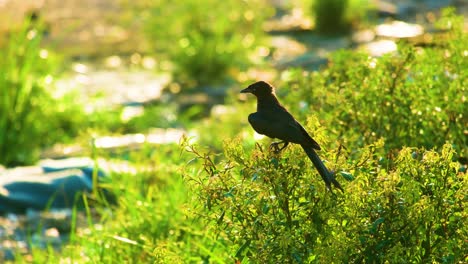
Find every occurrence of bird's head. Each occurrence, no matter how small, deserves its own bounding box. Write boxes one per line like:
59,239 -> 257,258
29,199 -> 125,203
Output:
240,81 -> 275,97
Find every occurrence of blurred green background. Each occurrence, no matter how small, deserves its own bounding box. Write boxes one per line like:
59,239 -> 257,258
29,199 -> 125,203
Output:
0,0 -> 466,262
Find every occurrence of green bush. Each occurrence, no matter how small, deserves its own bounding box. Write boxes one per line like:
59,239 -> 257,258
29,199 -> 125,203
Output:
144,0 -> 273,86
184,137 -> 467,262
298,0 -> 373,33
313,0 -> 350,34
278,10 -> 466,157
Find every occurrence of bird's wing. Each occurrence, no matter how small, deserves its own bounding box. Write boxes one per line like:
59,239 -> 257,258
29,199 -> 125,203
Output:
249,111 -> 300,142
296,122 -> 321,150
276,105 -> 321,150
253,103 -> 321,150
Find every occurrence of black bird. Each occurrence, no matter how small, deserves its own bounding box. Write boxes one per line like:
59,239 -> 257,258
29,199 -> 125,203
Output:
241,81 -> 343,192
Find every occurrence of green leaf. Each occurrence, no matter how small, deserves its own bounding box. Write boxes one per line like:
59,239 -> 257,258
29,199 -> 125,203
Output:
235,239 -> 251,260
340,171 -> 355,181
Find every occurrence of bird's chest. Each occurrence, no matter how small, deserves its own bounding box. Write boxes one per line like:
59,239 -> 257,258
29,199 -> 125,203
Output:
247,112 -> 283,137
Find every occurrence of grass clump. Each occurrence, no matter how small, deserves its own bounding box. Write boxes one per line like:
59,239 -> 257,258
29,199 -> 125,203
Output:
46,144 -> 232,263
0,18 -> 85,166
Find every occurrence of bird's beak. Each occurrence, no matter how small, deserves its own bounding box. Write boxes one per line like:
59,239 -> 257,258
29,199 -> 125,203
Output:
240,86 -> 252,93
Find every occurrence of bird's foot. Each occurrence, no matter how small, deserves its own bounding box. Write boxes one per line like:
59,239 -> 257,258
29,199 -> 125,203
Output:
269,141 -> 289,154
327,170 -> 344,193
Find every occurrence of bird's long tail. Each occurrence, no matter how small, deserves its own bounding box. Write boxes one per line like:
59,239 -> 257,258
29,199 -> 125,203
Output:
301,145 -> 343,192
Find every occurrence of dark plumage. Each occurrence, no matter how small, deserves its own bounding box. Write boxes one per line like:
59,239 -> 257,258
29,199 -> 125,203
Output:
241,81 -> 343,192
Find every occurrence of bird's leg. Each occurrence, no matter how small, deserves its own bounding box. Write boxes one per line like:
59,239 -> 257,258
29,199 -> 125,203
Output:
269,141 -> 289,153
